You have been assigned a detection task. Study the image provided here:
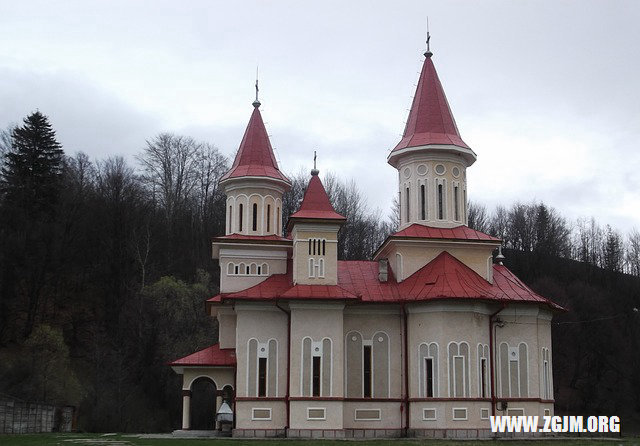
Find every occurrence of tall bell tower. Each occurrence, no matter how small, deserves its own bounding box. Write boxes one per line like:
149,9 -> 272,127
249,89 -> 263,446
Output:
388,44 -> 477,229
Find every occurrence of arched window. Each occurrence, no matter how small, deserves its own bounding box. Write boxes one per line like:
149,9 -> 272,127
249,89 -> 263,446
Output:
463,189 -> 467,223
250,263 -> 257,275
252,203 -> 258,232
247,338 -> 278,397
239,263 -> 245,275
405,187 -> 410,221
438,183 -> 444,220
266,204 -> 271,233
541,347 -> 551,399
227,263 -> 234,275
302,338 -> 332,397
239,203 -> 244,231
499,342 -> 529,398
419,343 -> 439,398
477,344 -> 489,398
448,342 -> 470,397
318,259 -> 324,278
308,258 -> 315,278
454,185 -> 460,221
346,332 -> 390,398
261,263 -> 269,276
420,184 -> 426,220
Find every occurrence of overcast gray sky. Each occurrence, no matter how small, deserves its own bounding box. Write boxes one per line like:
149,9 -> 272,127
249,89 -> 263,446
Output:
1,0 -> 639,232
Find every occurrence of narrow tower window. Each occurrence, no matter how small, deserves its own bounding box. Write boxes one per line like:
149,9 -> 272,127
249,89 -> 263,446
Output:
312,356 -> 321,397
363,345 -> 372,398
463,189 -> 467,223
266,204 -> 271,232
480,358 -> 487,398
420,184 -> 426,220
438,184 -> 444,220
277,208 -> 280,235
313,239 -> 316,255
258,357 -> 267,397
308,239 -> 312,255
454,186 -> 460,221
228,205 -> 233,232
322,239 -> 326,255
252,203 -> 258,231
406,187 -> 410,221
425,358 -> 434,397
239,203 -> 244,231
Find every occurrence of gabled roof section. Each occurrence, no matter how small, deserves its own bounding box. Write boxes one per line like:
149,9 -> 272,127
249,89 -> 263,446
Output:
209,268 -> 357,301
220,105 -> 290,185
398,251 -> 496,300
288,173 -> 346,226
169,343 -> 236,367
214,233 -> 292,243
392,54 -> 470,153
392,224 -> 500,242
206,253 -> 563,310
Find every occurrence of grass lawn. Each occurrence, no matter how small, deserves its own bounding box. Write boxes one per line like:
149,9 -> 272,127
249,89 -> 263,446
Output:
0,434 -> 637,446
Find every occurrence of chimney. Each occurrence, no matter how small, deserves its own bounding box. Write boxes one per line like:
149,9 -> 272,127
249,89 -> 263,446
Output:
378,258 -> 389,282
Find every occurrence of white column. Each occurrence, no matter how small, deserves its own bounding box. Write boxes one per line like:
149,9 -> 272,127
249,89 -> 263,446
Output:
215,394 -> 223,430
182,391 -> 191,430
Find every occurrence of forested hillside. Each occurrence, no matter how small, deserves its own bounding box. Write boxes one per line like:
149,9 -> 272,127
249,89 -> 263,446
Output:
0,112 -> 639,432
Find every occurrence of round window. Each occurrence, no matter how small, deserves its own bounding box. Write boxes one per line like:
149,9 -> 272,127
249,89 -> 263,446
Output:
403,167 -> 411,178
435,164 -> 446,175
452,166 -> 460,177
416,164 -> 428,175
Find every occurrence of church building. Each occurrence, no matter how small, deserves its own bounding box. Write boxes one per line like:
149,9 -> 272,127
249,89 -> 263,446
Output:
169,42 -> 562,438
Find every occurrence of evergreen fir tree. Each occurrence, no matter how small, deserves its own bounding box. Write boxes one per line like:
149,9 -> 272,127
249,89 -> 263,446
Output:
0,111 -> 64,215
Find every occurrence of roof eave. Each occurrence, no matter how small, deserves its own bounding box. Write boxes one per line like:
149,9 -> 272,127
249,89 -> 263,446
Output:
387,143 -> 477,168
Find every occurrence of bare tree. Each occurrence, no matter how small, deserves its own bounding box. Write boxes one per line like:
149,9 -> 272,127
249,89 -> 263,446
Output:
467,201 -> 489,233
627,228 -> 640,276
137,133 -> 201,225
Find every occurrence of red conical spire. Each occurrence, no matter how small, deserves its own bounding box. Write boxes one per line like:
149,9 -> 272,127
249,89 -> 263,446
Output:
389,53 -> 471,161
220,104 -> 290,185
288,171 -> 345,228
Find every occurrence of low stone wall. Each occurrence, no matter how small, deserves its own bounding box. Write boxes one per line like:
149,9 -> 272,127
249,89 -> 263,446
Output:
0,397 -> 74,433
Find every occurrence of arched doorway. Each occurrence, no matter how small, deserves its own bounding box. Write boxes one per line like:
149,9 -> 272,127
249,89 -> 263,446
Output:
190,377 -> 217,430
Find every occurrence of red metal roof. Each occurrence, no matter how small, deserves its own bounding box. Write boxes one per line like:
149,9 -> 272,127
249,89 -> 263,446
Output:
214,233 -> 291,242
391,54 -> 470,154
391,224 -> 500,241
207,252 -> 562,310
288,174 -> 346,222
169,343 -> 236,367
220,106 -> 290,185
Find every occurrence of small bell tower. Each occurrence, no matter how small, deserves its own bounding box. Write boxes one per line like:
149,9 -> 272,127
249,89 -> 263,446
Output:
287,159 -> 346,285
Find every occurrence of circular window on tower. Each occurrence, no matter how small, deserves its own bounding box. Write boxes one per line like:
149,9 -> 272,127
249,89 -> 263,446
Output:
452,166 -> 461,178
403,167 -> 411,179
416,164 -> 428,175
435,164 -> 446,175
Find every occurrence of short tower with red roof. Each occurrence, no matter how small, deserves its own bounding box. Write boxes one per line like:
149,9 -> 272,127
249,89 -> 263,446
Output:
288,168 -> 346,285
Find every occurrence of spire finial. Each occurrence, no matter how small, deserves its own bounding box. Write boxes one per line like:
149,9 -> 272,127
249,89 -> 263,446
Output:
496,245 -> 506,265
424,17 -> 433,58
311,150 -> 319,176
253,66 -> 261,108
